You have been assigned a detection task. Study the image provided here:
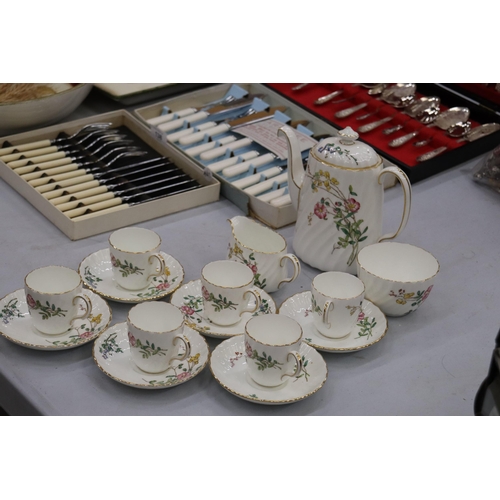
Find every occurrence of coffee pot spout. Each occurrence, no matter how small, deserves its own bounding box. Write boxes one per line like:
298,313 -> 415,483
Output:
277,125 -> 305,210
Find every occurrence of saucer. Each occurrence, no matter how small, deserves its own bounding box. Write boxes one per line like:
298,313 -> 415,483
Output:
93,322 -> 209,389
210,335 -> 328,405
278,292 -> 388,353
170,279 -> 276,338
78,248 -> 184,303
0,288 -> 111,350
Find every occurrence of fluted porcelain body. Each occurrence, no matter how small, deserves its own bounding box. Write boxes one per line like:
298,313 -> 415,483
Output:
278,125 -> 412,274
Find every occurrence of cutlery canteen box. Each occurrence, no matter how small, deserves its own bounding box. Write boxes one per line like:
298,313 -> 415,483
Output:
0,110 -> 220,240
265,83 -> 500,183
134,83 -> 399,229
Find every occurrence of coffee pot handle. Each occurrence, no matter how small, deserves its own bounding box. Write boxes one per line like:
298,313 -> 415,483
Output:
378,167 -> 412,242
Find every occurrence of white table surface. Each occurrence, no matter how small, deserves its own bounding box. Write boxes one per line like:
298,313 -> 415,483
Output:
1,91 -> 498,416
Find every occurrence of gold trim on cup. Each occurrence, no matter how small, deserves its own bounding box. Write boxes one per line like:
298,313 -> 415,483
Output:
127,303 -> 184,335
228,218 -> 287,255
311,274 -> 365,301
108,228 -> 162,255
245,316 -> 303,347
201,261 -> 254,289
24,265 -> 83,296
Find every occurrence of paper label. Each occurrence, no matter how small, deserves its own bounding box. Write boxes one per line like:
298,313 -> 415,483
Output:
233,119 -> 317,160
150,127 -> 167,144
203,167 -> 213,180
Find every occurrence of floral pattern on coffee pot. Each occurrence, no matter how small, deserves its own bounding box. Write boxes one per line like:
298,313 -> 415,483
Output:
278,125 -> 412,273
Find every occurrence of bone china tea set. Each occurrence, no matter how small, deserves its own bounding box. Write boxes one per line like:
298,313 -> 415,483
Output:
0,126 -> 439,405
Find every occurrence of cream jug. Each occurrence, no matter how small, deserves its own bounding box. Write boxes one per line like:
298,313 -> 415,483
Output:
227,216 -> 301,292
278,125 -> 411,273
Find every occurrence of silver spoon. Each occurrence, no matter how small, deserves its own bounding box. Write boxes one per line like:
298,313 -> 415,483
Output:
292,83 -> 310,91
327,83 -> 389,109
361,94 -> 440,136
386,97 -> 444,147
413,107 -> 471,147
416,123 -> 500,162
336,83 -> 417,119
428,107 -> 470,130
315,89 -> 344,105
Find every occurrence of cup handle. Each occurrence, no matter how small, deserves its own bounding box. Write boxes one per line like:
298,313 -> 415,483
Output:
378,166 -> 412,242
147,253 -> 166,281
70,294 -> 92,324
280,351 -> 303,381
323,301 -> 334,329
170,335 -> 191,363
277,254 -> 301,289
241,289 -> 262,316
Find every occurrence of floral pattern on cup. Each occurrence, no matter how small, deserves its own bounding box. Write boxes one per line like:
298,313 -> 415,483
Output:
311,294 -> 362,318
304,305 -> 377,342
144,353 -> 202,387
111,253 -> 145,278
48,313 -> 104,348
245,340 -> 284,371
244,342 -> 310,381
389,286 -> 433,310
132,266 -> 178,299
179,293 -> 272,334
128,331 -> 169,359
202,285 -> 238,313
306,170 -> 368,267
26,294 -> 68,320
228,243 -> 266,289
0,298 -> 23,325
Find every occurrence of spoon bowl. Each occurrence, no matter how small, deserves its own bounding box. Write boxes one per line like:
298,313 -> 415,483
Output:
432,106 -> 470,130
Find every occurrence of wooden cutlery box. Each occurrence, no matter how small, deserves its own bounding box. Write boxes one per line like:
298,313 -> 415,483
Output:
134,83 -> 399,229
264,83 -> 500,183
0,110 -> 220,240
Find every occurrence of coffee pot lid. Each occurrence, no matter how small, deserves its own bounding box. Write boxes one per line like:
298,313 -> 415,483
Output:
313,126 -> 381,169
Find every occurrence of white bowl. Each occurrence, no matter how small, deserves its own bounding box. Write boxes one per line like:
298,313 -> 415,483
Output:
356,242 -> 439,317
0,83 -> 93,136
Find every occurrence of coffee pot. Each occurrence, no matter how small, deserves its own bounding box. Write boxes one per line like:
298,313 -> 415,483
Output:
278,125 -> 411,273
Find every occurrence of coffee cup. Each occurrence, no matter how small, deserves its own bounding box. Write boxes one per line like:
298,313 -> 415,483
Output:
109,227 -> 166,290
201,260 -> 262,326
227,216 -> 301,293
127,301 -> 190,374
25,265 -> 92,335
245,314 -> 303,387
311,271 -> 365,338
